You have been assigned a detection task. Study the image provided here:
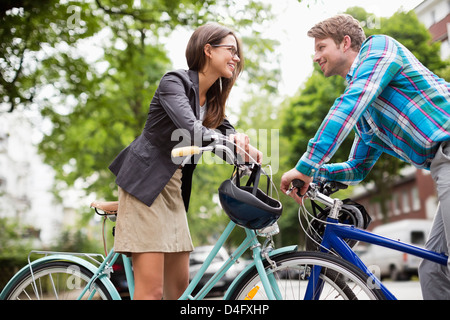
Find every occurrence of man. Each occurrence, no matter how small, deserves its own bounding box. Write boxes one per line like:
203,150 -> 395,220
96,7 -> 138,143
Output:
280,14 -> 450,299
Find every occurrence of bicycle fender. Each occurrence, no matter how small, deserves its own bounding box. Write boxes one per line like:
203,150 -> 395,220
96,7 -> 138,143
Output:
223,245 -> 298,300
0,254 -> 121,300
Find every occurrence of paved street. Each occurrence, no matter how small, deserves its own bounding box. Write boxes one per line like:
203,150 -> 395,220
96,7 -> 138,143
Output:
383,280 -> 423,300
209,280 -> 424,300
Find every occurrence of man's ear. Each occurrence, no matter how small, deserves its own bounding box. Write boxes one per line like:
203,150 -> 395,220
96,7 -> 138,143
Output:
342,35 -> 352,52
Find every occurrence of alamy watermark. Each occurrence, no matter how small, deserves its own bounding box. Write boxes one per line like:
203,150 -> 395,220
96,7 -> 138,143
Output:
171,128 -> 280,174
66,265 -> 82,290
359,6 -> 382,30
366,264 -> 382,289
67,5 -> 82,29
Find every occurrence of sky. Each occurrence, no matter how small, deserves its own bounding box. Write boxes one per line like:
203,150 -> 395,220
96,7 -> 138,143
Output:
165,0 -> 424,99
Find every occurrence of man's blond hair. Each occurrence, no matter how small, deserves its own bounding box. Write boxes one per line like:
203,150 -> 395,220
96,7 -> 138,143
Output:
307,14 -> 366,51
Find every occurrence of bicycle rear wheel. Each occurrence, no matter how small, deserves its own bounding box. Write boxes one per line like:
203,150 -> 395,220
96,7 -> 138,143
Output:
228,251 -> 386,300
2,261 -> 113,300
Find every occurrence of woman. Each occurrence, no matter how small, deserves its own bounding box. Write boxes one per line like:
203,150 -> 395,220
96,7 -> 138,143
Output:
109,23 -> 262,300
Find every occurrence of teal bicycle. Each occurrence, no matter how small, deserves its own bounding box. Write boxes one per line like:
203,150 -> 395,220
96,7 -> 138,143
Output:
0,139 -> 384,300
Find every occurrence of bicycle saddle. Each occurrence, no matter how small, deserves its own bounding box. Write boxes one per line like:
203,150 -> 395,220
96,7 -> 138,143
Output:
90,200 -> 118,215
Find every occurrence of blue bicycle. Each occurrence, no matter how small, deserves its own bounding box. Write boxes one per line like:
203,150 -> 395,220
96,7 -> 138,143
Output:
286,178 -> 448,300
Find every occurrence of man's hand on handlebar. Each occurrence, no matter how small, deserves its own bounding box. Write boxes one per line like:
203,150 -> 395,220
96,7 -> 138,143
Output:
280,168 -> 313,204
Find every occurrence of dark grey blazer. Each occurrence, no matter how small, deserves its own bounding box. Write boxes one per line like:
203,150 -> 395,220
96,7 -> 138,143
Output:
109,69 -> 236,209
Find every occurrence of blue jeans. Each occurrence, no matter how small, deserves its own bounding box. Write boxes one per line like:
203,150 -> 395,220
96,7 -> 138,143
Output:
419,141 -> 450,300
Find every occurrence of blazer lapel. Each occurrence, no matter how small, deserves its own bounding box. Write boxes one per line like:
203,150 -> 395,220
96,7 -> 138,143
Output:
188,69 -> 200,119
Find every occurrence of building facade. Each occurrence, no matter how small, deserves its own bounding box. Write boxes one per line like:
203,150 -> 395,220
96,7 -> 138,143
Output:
0,112 -> 66,245
352,168 -> 438,230
415,0 -> 450,59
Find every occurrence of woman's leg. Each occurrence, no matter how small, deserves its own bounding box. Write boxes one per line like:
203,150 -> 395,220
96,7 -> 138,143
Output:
132,252 -> 165,300
163,251 -> 191,300
131,251 -> 190,300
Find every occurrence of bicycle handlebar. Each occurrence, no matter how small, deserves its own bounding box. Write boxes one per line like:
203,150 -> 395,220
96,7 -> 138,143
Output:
290,179 -> 348,198
171,134 -> 257,168
171,138 -> 266,181
291,179 -> 305,197
171,146 -> 201,157
288,178 -> 350,210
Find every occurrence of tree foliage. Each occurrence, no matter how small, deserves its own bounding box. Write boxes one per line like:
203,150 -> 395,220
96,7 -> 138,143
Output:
1,0 -> 282,246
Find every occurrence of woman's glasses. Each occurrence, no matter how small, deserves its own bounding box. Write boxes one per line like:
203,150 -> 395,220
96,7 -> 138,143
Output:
211,44 -> 239,58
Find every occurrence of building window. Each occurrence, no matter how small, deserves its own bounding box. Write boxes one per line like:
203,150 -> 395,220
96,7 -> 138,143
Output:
370,203 -> 377,222
393,193 -> 401,215
403,190 -> 410,214
370,202 -> 382,221
412,187 -> 421,211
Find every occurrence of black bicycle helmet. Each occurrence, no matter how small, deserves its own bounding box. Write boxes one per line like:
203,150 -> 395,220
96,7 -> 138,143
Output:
218,165 -> 282,230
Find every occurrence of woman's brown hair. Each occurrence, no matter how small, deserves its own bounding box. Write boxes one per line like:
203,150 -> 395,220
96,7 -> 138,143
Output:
185,23 -> 244,129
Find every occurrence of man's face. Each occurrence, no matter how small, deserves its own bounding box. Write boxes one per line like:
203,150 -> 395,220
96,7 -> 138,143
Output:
313,37 -> 348,78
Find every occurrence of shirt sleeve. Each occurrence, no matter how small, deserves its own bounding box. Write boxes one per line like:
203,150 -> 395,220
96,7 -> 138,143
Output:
295,36 -> 403,178
314,133 -> 383,184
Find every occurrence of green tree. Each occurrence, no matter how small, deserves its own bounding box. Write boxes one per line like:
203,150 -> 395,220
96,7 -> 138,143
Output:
0,0 -> 101,113
11,2 -> 277,198
1,1 -> 282,247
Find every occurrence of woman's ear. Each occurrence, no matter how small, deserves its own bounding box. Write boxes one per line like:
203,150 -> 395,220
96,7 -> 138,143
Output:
204,43 -> 213,58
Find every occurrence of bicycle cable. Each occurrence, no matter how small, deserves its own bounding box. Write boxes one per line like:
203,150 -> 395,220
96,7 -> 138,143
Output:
102,216 -> 108,256
219,136 -> 281,202
297,199 -> 340,256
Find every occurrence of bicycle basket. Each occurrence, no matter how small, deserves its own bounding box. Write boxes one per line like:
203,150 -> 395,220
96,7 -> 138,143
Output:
218,165 -> 282,230
305,199 -> 371,250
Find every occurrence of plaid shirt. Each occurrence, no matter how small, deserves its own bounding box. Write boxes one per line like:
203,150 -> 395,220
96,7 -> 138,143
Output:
295,35 -> 450,184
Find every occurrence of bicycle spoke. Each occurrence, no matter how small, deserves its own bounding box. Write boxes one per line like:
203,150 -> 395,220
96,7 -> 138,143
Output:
48,273 -> 59,300
2,262 -> 113,300
229,252 -> 386,300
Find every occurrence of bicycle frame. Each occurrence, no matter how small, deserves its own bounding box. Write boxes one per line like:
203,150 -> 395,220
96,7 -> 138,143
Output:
91,220 -> 296,300
313,217 -> 448,300
180,221 -> 267,299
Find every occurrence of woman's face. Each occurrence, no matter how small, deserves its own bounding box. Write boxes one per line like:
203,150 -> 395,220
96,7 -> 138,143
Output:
209,35 -> 240,79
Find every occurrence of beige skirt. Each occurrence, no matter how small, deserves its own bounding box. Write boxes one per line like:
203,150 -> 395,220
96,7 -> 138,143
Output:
114,169 -> 194,255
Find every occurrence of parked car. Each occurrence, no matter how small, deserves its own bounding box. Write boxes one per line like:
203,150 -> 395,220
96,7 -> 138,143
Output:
110,255 -> 131,299
358,219 -> 432,280
189,245 -> 245,296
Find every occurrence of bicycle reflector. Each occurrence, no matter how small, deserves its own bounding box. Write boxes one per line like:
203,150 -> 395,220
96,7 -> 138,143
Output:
218,165 -> 282,230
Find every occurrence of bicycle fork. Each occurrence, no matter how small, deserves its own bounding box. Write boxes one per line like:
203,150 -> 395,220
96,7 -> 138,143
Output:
248,231 -> 284,300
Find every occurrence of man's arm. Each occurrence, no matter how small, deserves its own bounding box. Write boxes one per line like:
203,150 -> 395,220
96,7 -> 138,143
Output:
295,35 -> 403,178
315,133 -> 383,184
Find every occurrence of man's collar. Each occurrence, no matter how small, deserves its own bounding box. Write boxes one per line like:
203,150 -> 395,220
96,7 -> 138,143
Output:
346,56 -> 359,83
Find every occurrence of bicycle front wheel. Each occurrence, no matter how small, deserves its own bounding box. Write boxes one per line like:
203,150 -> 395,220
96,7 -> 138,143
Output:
2,261 -> 113,300
228,251 -> 386,300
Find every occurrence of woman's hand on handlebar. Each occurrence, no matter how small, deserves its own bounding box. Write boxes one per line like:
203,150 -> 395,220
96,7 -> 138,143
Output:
229,132 -> 263,164
280,168 -> 313,204
247,145 -> 263,164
